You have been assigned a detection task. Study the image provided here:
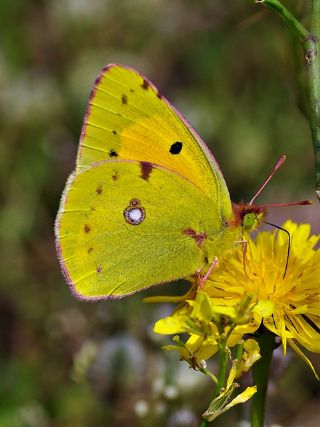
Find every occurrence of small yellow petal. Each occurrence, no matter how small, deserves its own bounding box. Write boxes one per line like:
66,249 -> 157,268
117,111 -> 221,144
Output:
226,361 -> 237,389
288,339 -> 319,380
191,291 -> 213,323
224,386 -> 257,409
154,315 -> 188,334
162,344 -> 191,361
236,339 -> 261,377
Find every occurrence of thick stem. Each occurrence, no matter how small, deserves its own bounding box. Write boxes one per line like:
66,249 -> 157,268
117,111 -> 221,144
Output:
250,329 -> 275,427
305,0 -> 320,198
254,0 -> 320,198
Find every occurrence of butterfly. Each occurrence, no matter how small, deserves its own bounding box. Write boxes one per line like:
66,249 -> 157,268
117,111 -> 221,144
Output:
55,64 -> 269,300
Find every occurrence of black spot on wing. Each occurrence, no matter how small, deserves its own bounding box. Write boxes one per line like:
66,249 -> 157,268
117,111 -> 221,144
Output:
109,149 -> 118,157
169,141 -> 183,154
121,94 -> 128,104
112,130 -> 117,135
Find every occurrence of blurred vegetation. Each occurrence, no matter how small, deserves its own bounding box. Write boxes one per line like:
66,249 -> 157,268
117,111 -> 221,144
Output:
0,1 -> 319,426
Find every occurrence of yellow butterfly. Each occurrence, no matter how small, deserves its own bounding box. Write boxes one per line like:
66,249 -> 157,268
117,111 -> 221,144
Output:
55,64 -> 266,300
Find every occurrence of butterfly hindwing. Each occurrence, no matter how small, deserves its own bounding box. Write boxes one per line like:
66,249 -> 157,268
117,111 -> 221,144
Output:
56,161 -> 236,299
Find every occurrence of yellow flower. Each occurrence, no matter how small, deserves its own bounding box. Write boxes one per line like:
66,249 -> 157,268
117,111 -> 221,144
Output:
153,288 -> 258,364
205,220 -> 320,374
152,220 -> 320,377
151,220 -> 320,420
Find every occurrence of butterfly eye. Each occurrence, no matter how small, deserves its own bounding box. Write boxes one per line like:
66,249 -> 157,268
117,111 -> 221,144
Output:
124,199 -> 146,225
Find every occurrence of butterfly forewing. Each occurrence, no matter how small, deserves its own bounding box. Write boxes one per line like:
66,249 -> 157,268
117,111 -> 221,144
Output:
76,64 -> 232,219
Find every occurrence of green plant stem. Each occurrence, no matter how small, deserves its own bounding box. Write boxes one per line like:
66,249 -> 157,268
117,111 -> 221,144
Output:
250,329 -> 275,427
215,343 -> 229,395
199,341 -> 229,427
199,417 -> 209,427
305,0 -> 320,198
255,0 -> 309,40
254,0 -> 320,197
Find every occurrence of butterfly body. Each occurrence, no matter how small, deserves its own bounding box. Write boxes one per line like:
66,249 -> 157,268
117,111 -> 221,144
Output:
56,64 -> 244,300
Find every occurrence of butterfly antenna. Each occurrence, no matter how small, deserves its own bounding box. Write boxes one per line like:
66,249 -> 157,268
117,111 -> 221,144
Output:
249,155 -> 286,206
262,221 -> 291,279
257,200 -> 312,209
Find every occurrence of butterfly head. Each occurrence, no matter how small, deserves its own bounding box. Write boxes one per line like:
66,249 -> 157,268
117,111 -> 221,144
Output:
231,203 -> 266,233
229,155 -> 311,234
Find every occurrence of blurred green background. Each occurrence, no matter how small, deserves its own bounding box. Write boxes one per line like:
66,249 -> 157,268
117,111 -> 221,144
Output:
0,1 -> 319,426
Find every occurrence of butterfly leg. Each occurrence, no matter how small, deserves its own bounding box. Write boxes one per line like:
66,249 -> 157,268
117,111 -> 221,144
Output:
196,257 -> 218,289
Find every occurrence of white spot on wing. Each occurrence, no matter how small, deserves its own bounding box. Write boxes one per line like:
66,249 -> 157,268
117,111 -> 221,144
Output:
129,208 -> 143,223
123,199 -> 146,225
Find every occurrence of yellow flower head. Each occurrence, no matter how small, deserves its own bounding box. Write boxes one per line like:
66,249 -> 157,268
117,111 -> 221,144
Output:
151,221 -> 320,419
153,221 -> 320,376
205,220 -> 320,366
